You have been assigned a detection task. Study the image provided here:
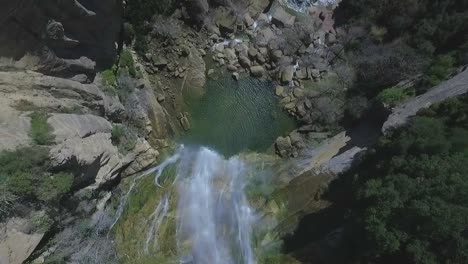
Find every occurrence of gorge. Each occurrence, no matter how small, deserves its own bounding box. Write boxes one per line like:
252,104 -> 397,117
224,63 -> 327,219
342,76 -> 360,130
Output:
0,0 -> 467,264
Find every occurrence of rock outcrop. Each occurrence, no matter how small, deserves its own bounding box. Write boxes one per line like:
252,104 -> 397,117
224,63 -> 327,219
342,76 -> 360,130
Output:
0,0 -> 122,72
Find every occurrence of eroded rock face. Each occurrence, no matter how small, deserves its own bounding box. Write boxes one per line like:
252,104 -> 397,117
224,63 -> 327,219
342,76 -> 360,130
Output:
0,217 -> 44,264
0,0 -> 122,73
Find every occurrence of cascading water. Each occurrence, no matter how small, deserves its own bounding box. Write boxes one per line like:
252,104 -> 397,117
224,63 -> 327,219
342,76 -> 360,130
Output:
111,146 -> 257,263
176,147 -> 256,264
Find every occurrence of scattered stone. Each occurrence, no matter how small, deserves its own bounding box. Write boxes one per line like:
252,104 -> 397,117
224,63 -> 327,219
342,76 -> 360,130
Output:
275,86 -> 285,96
244,13 -> 255,27
271,7 -> 296,28
280,96 -> 292,104
180,116 -> 190,131
271,49 -> 283,62
224,48 -> 237,61
238,56 -> 251,68
258,13 -> 269,23
293,88 -> 305,98
275,136 -> 293,157
250,65 -> 265,77
295,68 -> 308,79
284,102 -> 296,110
151,55 -> 168,68
136,79 -> 145,89
326,33 -> 337,45
256,53 -> 266,64
208,69 -> 215,76
227,64 -> 237,71
248,48 -> 258,58
310,68 -> 320,79
256,28 -> 275,46
199,49 -> 207,56
232,72 -> 240,81
157,94 -> 165,103
281,66 -> 295,84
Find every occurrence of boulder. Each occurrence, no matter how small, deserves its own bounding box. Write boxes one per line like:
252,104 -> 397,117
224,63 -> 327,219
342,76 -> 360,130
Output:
151,55 -> 168,68
296,68 -> 308,79
281,66 -> 295,84
0,217 -> 45,264
232,72 -> 240,81
293,88 -> 305,98
244,13 -> 255,27
309,68 -> 321,79
275,86 -> 285,96
248,48 -> 258,58
271,49 -> 283,62
250,66 -> 265,77
48,114 -> 112,143
256,28 -> 275,46
275,136 -> 293,157
239,56 -> 252,68
224,48 -> 237,61
271,7 -> 296,28
180,116 -> 190,131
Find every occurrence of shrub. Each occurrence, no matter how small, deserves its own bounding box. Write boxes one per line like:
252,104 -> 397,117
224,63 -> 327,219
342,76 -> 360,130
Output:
422,54 -> 456,87
37,172 -> 74,202
31,211 -> 53,233
101,68 -> 117,88
376,86 -> 411,107
119,49 -> 136,77
111,124 -> 137,155
0,147 -> 74,202
29,111 -> 55,145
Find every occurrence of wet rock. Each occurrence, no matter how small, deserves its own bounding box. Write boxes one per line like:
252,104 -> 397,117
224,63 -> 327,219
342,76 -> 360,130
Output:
244,13 -> 255,27
271,7 -> 296,28
250,65 -> 265,77
281,66 -> 295,84
232,72 -> 240,81
180,116 -> 190,131
227,64 -> 237,71
239,56 -> 251,68
248,48 -> 258,58
275,136 -> 293,157
293,88 -> 305,98
271,49 -> 283,62
275,86 -> 285,96
296,68 -> 308,79
224,48 -> 237,61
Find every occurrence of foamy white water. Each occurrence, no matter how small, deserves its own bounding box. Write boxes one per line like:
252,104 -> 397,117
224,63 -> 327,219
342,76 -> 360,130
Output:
175,147 -> 256,264
111,146 -> 257,263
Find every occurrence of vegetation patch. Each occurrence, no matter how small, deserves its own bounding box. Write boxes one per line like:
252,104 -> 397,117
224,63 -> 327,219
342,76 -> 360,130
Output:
0,147 -> 74,209
376,86 -> 412,107
346,95 -> 468,264
111,124 -> 138,155
29,111 -> 55,145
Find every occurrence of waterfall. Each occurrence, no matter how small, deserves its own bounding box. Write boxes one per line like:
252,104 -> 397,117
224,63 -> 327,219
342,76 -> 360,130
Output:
175,147 -> 256,264
111,146 -> 257,263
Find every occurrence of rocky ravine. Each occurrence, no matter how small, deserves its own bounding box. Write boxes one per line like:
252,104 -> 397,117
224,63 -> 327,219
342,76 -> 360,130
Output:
0,1 -> 180,263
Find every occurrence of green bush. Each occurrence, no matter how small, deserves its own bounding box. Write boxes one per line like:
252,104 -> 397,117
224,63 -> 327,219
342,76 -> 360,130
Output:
423,54 -> 456,87
37,172 -> 74,202
31,211 -> 53,233
29,111 -> 54,145
0,147 -> 74,202
119,49 -> 136,77
111,124 -> 137,155
376,86 -> 411,106
101,68 -> 117,88
348,95 -> 468,264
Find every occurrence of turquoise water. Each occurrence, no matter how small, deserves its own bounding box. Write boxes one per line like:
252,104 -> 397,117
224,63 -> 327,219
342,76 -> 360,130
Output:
183,75 -> 296,156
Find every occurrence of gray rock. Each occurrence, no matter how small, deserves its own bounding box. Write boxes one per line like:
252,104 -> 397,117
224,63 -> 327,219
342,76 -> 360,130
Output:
295,68 -> 308,79
151,55 -> 168,67
275,136 -> 293,157
224,48 -> 237,61
48,114 -> 112,143
275,86 -> 285,96
239,56 -> 251,68
248,48 -> 258,58
250,66 -> 265,77
180,116 -> 190,131
271,50 -> 283,62
256,53 -> 266,64
271,7 -> 296,28
232,72 -> 240,81
281,66 -> 295,84
244,13 -> 255,27
227,64 -> 238,71
310,68 -> 320,79
293,88 -> 305,98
